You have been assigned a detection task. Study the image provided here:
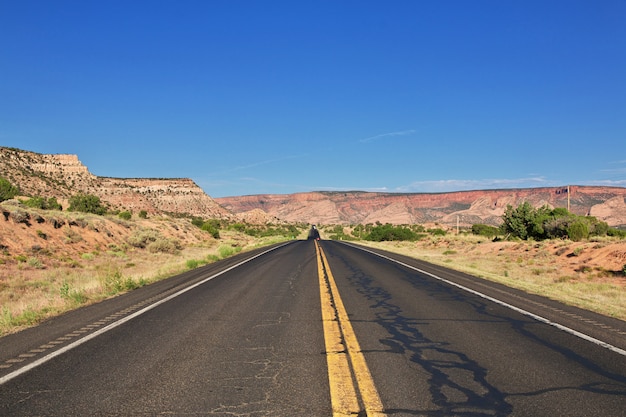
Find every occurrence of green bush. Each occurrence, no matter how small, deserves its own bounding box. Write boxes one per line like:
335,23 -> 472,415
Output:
500,202 -> 619,241
218,245 -> 241,258
201,222 -> 220,239
192,218 -> 221,239
138,210 -> 148,219
186,259 -> 201,269
365,224 -> 421,242
68,193 -> 107,215
23,196 -> 62,210
0,177 -> 19,202
567,220 -> 589,242
118,211 -> 132,220
471,224 -> 499,237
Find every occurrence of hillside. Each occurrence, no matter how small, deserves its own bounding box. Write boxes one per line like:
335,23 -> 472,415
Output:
0,147 -> 232,220
216,187 -> 626,228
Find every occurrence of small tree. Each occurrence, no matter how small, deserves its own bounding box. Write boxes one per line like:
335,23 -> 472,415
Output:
568,220 -> 589,242
68,193 -> 107,215
23,196 -> 62,210
501,202 -> 536,240
0,177 -> 19,202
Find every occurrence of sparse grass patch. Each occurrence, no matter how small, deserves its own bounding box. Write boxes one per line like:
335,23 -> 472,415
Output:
64,228 -> 83,243
186,259 -> 201,269
206,254 -> 220,263
27,257 -> 44,269
60,282 -> 88,305
218,244 -> 240,259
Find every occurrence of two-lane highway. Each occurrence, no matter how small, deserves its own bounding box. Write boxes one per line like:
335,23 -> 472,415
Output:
1,239 -> 625,416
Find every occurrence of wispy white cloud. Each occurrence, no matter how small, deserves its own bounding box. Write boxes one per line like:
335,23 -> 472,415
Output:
229,154 -> 306,172
206,154 -> 307,176
359,129 -> 416,143
308,185 -> 390,193
583,179 -> 626,187
394,177 -> 553,193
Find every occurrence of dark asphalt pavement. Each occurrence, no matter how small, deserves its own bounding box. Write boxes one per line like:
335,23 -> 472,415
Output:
1,239 -> 624,416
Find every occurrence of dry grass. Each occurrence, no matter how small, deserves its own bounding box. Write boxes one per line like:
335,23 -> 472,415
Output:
0,203 -> 302,336
358,234 -> 626,321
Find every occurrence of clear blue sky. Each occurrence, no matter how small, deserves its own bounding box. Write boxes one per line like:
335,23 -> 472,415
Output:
1,1 -> 625,197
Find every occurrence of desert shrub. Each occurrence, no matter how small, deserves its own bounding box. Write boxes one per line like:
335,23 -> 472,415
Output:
567,220 -> 589,242
118,211 -> 132,220
147,238 -> 181,254
138,210 -> 148,219
23,196 -> 62,210
192,218 -> 221,239
9,210 -> 30,224
64,228 -> 83,243
608,228 -> 626,238
471,224 -> 499,237
127,229 -> 161,248
365,224 -> 421,242
428,228 -> 447,236
201,222 -> 220,239
0,177 -> 19,202
101,271 -> 142,295
68,193 -> 107,215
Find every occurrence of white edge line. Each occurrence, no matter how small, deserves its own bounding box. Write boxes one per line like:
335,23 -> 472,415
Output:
342,242 -> 626,357
0,242 -> 293,386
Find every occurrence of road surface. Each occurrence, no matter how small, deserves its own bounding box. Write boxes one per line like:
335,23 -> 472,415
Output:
1,240 -> 625,416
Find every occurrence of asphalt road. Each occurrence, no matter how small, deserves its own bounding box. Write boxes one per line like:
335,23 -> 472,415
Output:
1,239 -> 625,416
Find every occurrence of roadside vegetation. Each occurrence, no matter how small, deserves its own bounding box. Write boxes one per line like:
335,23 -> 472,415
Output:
1,181 -> 624,336
319,202 -> 626,321
0,187 -> 308,336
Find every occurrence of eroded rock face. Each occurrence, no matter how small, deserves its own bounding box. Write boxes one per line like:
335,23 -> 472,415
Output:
0,147 -> 232,219
3,147 -> 625,227
217,187 -> 626,227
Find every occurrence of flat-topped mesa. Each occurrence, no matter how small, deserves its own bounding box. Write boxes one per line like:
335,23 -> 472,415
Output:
30,154 -> 94,177
216,187 -> 626,228
0,147 -> 233,220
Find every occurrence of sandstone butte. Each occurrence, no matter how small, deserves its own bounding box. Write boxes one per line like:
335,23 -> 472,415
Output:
2,146 -> 626,228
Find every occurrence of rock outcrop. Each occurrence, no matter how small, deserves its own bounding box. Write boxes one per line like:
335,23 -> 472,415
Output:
217,187 -> 626,228
0,147 -> 232,219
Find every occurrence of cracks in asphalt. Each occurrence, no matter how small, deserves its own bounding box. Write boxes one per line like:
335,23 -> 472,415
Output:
338,256 -> 514,416
334,248 -> 626,416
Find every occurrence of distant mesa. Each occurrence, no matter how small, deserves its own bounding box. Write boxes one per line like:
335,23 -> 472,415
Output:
216,187 -> 626,228
2,147 -> 625,227
0,147 -> 232,220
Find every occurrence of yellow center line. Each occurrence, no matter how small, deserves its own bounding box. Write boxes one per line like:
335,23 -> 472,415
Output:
316,241 -> 387,417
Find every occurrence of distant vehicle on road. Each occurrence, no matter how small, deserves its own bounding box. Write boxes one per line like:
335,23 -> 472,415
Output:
308,225 -> 320,240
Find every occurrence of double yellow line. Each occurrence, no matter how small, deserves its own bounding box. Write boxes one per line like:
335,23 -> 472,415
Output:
315,241 -> 386,417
